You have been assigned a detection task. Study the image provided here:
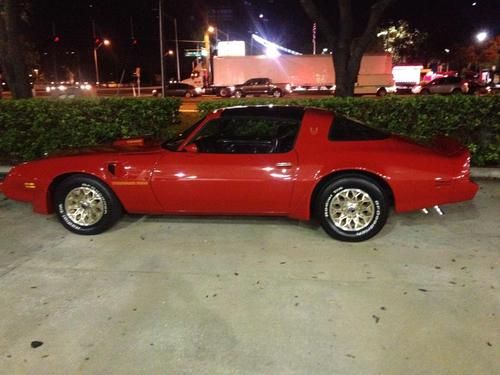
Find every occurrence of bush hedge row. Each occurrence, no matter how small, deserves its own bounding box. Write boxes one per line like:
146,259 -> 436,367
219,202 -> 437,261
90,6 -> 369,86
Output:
199,95 -> 500,167
0,98 -> 181,162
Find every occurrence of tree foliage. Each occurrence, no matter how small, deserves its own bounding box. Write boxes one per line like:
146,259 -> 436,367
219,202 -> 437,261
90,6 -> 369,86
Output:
300,0 -> 397,97
456,35 -> 500,71
377,20 -> 427,64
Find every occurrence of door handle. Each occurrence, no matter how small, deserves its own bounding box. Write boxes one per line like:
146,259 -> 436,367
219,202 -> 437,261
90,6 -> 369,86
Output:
275,162 -> 293,168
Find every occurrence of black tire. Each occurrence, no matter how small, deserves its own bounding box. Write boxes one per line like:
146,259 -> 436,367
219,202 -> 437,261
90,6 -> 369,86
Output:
376,87 -> 387,97
234,90 -> 244,98
272,89 -> 283,98
219,88 -> 229,97
184,91 -> 193,98
315,176 -> 389,242
451,88 -> 462,95
54,175 -> 122,235
420,89 -> 430,95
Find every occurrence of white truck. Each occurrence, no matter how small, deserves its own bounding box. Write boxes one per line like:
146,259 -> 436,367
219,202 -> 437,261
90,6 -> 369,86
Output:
183,53 -> 396,96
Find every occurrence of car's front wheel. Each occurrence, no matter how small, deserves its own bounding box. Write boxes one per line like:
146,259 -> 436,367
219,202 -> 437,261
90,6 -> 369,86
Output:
234,90 -> 244,98
54,175 -> 122,235
315,177 -> 389,242
272,89 -> 283,98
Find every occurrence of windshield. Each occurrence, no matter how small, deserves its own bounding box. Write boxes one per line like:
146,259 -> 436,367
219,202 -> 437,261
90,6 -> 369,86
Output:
162,116 -> 205,151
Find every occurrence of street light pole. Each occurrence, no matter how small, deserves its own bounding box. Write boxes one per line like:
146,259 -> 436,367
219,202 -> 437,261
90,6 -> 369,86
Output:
174,18 -> 181,82
158,0 -> 166,97
93,47 -> 99,85
93,40 -> 110,85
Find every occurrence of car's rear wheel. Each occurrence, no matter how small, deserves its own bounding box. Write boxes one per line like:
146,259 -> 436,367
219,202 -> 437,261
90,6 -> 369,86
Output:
234,90 -> 244,98
184,91 -> 193,98
219,87 -> 229,97
451,88 -> 462,95
376,87 -> 387,97
315,177 -> 389,242
54,175 -> 122,235
421,89 -> 430,95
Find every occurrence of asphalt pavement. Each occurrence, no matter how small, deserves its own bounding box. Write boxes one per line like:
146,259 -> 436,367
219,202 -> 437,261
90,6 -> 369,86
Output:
0,181 -> 498,374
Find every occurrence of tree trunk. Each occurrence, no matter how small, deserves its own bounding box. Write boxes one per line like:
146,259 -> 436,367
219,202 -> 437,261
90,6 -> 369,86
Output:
301,0 -> 396,97
0,0 -> 33,99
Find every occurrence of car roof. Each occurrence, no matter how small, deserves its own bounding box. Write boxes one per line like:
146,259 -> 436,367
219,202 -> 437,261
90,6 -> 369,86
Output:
219,105 -> 307,120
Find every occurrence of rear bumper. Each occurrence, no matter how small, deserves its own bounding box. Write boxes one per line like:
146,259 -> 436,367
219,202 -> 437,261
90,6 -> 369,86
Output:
395,178 -> 479,213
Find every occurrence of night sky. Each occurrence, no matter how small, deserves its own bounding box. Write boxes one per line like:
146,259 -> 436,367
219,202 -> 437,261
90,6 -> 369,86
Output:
30,0 -> 499,84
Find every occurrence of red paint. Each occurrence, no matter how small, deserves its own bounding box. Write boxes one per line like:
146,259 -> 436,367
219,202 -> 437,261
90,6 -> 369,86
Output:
1,107 -> 478,222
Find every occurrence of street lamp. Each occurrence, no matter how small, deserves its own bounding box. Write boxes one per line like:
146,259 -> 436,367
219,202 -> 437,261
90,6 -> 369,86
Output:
93,39 -> 111,85
207,25 -> 229,41
476,31 -> 488,43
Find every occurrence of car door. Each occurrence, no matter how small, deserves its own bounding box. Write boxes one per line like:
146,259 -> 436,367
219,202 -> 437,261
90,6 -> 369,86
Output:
174,84 -> 186,96
151,116 -> 300,215
164,84 -> 175,96
245,79 -> 261,95
435,78 -> 451,94
254,78 -> 269,94
428,78 -> 443,94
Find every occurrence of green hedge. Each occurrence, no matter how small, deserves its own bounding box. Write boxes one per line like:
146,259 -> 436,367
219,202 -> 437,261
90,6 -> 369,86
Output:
199,96 -> 500,167
0,98 -> 181,162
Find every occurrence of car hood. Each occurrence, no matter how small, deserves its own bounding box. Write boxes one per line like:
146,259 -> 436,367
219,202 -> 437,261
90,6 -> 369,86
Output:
44,137 -> 163,159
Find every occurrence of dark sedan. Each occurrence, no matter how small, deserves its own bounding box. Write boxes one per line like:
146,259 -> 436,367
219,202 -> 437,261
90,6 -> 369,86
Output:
164,83 -> 202,98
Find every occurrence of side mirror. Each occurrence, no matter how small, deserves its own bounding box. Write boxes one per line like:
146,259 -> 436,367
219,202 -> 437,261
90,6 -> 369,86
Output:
183,143 -> 198,153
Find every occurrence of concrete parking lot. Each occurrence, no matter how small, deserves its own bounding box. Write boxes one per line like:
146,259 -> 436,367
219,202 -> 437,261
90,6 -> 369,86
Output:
0,181 -> 498,374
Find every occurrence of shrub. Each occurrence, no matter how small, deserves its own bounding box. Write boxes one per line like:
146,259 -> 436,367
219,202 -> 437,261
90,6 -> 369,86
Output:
198,95 -> 500,166
0,97 -> 181,162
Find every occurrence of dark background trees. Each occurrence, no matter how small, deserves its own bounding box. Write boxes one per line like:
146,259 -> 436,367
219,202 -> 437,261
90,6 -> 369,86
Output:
0,0 -> 34,99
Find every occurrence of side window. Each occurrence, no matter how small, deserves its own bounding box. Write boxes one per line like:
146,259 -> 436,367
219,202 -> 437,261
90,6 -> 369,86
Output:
190,117 -> 300,154
329,115 -> 389,141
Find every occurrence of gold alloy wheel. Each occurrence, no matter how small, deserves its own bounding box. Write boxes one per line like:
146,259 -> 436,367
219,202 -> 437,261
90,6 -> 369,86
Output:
329,188 -> 375,231
64,186 -> 104,226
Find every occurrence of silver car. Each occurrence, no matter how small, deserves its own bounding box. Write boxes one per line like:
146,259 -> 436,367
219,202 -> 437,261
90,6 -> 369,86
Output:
412,77 -> 469,95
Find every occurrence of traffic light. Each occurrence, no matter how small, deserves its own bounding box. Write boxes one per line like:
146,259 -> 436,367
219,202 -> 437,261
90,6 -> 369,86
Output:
95,37 -> 101,46
132,38 -> 138,45
53,36 -> 60,43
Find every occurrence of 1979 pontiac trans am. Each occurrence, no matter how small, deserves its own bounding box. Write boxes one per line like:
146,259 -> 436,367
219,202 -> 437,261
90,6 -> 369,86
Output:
0,106 -> 478,241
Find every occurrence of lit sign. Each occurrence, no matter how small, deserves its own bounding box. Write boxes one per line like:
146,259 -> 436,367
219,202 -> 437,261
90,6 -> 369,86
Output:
217,41 -> 246,56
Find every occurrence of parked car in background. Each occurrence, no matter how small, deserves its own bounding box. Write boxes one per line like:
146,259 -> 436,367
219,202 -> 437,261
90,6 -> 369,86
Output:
466,79 -> 492,95
231,78 -> 292,98
164,83 -> 201,98
412,76 -> 469,95
0,106 -> 478,242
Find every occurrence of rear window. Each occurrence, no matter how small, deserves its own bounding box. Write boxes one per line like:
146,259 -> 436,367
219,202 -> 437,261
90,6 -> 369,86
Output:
329,115 -> 389,141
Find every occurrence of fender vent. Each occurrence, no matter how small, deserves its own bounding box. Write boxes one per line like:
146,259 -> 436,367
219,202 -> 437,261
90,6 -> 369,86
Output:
107,163 -> 116,176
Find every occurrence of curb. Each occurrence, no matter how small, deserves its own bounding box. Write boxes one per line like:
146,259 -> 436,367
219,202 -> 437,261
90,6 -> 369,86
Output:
470,167 -> 500,180
1,165 -> 499,179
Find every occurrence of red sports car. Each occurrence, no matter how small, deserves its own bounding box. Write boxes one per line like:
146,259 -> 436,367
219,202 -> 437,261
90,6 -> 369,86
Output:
0,106 -> 478,241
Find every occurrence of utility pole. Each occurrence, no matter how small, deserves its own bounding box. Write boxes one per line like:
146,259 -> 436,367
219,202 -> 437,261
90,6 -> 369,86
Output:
174,18 -> 181,82
158,0 -> 166,96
